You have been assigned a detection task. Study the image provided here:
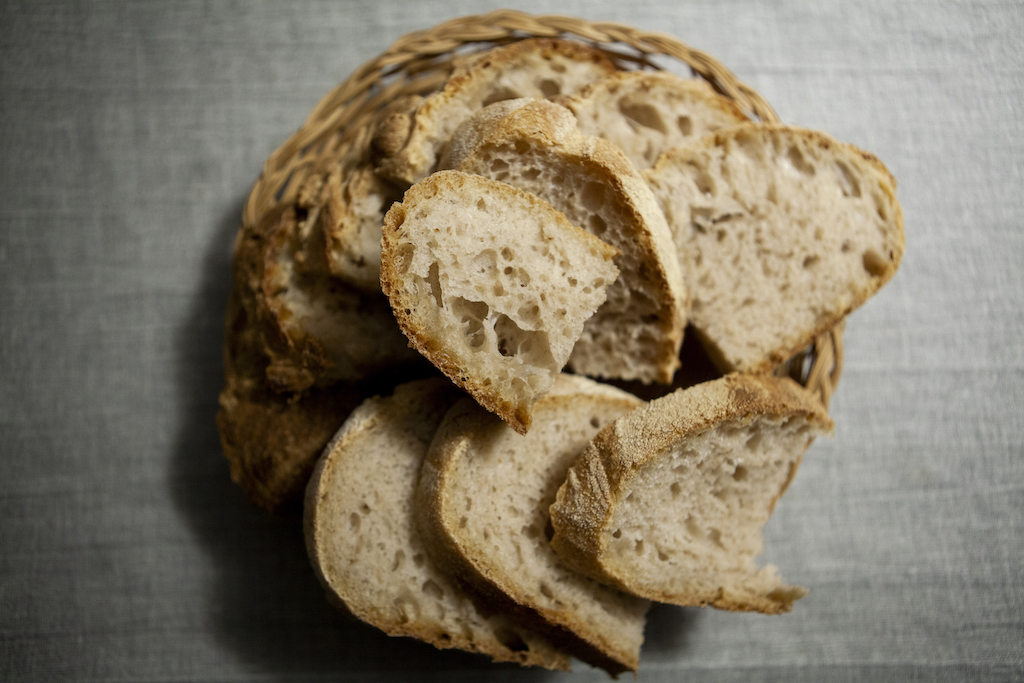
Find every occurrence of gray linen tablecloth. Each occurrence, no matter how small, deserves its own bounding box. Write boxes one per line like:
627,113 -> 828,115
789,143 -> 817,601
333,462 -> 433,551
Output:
2,1 -> 1021,681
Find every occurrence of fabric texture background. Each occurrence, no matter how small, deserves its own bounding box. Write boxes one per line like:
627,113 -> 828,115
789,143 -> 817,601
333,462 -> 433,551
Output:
1,1 -> 1021,681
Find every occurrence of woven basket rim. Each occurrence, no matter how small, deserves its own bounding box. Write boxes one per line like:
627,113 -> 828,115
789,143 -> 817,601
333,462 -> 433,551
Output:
241,9 -> 842,408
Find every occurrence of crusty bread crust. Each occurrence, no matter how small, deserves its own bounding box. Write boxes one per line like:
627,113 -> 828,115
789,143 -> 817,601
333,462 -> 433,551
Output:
549,374 -> 834,613
374,38 -> 617,185
235,191 -> 420,394
216,286 -> 364,512
645,123 -> 905,374
450,98 -> 688,384
416,375 -> 649,675
304,379 -> 570,669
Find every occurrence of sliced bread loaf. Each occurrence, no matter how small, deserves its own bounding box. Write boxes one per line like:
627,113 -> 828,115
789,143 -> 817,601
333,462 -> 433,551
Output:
448,98 -> 688,384
374,38 -> 617,185
416,374 -> 650,675
239,190 -> 421,394
379,170 -> 619,434
304,379 -> 570,670
558,70 -> 748,170
644,123 -> 905,373
549,374 -> 834,614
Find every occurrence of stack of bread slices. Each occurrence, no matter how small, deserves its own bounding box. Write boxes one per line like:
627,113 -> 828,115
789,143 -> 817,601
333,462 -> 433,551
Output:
219,37 -> 904,674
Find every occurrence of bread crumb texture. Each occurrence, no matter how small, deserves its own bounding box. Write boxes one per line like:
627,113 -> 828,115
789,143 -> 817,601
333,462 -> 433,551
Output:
380,170 -> 618,433
645,123 -> 904,373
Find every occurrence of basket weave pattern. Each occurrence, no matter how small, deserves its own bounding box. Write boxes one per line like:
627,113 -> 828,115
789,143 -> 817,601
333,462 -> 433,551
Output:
242,10 -> 843,407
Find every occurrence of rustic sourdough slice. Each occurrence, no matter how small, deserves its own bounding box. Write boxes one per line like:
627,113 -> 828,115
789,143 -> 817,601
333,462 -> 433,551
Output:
240,189 -> 421,393
374,38 -> 617,186
550,374 -> 833,614
558,70 -> 749,170
417,374 -> 650,675
216,286 -> 365,513
380,170 -> 619,434
304,379 -> 570,670
447,98 -> 687,384
644,123 -> 906,373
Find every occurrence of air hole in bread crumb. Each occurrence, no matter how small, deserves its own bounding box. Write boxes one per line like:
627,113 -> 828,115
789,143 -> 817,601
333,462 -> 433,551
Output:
426,262 -> 442,306
787,145 -> 816,176
522,524 -> 539,539
349,512 -> 361,532
392,550 -> 405,571
708,528 -> 724,548
588,214 -> 607,237
476,198 -> 487,211
422,579 -> 444,600
494,626 -> 529,652
360,503 -> 371,513
491,158 -> 508,174
670,482 -> 681,498
539,583 -> 555,599
803,255 -> 820,269
483,88 -> 522,107
635,539 -> 645,555
733,465 -> 749,481
412,553 -> 424,567
657,548 -> 669,561
612,529 -> 622,539
522,167 -> 541,181
514,140 -> 530,155
862,248 -> 888,277
590,417 -> 600,429
677,115 -> 693,136
451,297 -> 489,349
619,100 -> 668,135
500,246 -> 514,260
539,79 -> 560,98
581,181 -> 605,212
836,162 -> 861,197
841,240 -> 852,253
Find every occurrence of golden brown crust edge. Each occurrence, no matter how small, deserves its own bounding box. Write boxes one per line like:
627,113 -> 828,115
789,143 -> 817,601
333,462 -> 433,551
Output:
549,374 -> 833,608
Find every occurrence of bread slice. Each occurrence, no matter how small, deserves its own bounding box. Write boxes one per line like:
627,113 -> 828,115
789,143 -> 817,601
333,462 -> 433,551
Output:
374,38 -> 617,185
380,170 -> 619,434
416,374 -> 650,675
549,374 -> 834,614
216,287 -> 365,512
644,123 -> 905,373
448,98 -> 688,384
237,189 -> 421,394
304,379 -> 570,670
558,70 -> 748,170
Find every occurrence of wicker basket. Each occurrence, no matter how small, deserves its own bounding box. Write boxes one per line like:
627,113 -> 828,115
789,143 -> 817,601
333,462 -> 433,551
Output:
241,9 -> 843,408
